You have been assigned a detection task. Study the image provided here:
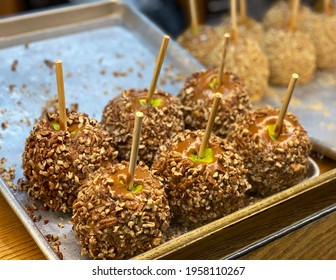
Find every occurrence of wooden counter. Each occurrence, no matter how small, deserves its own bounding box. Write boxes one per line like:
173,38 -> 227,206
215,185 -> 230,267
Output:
1,155 -> 336,260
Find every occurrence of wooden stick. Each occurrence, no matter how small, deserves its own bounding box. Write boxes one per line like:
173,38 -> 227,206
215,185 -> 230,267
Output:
217,33 -> 230,88
324,0 -> 331,15
128,111 -> 144,190
198,93 -> 222,159
274,73 -> 299,137
239,0 -> 247,22
189,0 -> 199,34
146,35 -> 170,105
230,0 -> 238,42
55,60 -> 67,131
289,0 -> 300,31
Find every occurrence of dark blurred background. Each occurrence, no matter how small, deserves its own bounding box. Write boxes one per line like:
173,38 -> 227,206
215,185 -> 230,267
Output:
0,0 -> 331,37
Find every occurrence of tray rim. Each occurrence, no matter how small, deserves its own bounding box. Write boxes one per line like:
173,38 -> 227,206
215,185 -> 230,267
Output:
133,165 -> 335,260
223,202 -> 336,260
0,0 -> 123,49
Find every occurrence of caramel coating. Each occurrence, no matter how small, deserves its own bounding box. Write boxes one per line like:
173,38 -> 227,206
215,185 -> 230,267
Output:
227,106 -> 312,197
71,161 -> 170,260
22,112 -> 118,212
153,130 -> 251,228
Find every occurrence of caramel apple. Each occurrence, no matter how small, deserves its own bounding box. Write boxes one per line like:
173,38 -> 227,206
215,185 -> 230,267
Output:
22,60 -> 118,212
228,74 -> 312,197
101,35 -> 184,167
22,111 -> 118,212
101,88 -> 184,166
72,112 -> 170,259
71,161 -> 170,259
153,93 -> 251,227
153,129 -> 251,228
227,106 -> 312,197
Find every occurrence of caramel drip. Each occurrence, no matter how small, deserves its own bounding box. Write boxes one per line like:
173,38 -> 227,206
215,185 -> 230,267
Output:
191,69 -> 237,101
173,134 -> 225,173
68,124 -> 79,133
108,166 -> 150,195
249,113 -> 296,144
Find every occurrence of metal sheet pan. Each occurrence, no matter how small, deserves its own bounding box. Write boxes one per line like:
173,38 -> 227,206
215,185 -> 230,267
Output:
0,1 -> 330,260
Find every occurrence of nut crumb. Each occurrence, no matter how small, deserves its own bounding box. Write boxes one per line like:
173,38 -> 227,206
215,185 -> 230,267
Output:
11,60 -> 18,72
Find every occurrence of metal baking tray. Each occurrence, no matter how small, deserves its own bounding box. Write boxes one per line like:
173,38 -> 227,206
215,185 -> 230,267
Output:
0,1 -> 334,260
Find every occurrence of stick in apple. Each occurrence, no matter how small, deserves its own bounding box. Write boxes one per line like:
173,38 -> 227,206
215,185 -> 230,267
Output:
146,35 -> 170,105
217,33 -> 230,88
127,111 -> 144,191
189,0 -> 199,35
55,60 -> 67,131
239,0 -> 247,22
289,0 -> 300,31
230,0 -> 238,42
324,0 -> 331,15
273,73 -> 299,138
198,93 -> 222,159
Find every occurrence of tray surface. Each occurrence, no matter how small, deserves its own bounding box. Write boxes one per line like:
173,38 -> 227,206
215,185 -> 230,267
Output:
0,1 -> 332,260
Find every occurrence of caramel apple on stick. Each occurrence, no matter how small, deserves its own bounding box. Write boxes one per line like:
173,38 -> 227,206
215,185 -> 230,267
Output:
72,111 -> 170,260
178,32 -> 251,138
228,74 -> 312,197
22,61 -> 118,213
153,92 -> 251,227
101,35 -> 184,167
